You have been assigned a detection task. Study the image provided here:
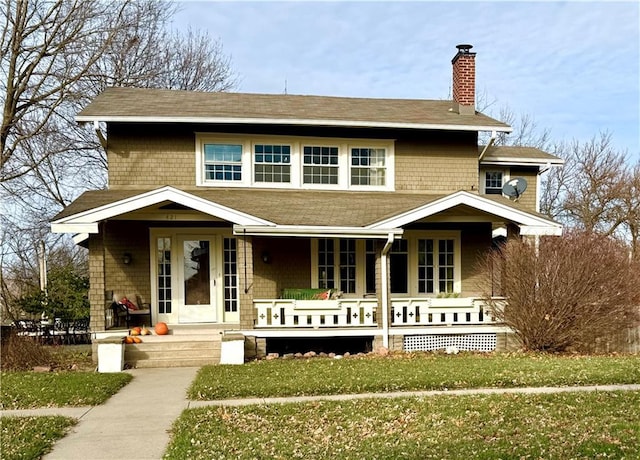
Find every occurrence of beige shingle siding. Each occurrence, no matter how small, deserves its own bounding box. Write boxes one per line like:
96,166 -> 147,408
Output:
103,221 -> 152,306
105,124 -> 481,194
460,223 -> 492,296
479,165 -> 540,213
88,234 -> 106,332
509,167 -> 539,211
108,124 -> 195,189
238,236 -> 254,330
252,237 -> 312,298
396,139 -> 479,192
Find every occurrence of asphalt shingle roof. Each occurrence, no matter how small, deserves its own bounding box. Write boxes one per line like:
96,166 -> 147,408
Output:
479,145 -> 563,164
54,187 -> 551,226
77,87 -> 511,131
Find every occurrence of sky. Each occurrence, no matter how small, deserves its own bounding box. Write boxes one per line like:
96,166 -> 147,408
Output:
172,1 -> 640,157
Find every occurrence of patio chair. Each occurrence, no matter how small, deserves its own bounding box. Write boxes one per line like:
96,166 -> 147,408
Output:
14,319 -> 39,338
69,318 -> 90,344
109,293 -> 152,328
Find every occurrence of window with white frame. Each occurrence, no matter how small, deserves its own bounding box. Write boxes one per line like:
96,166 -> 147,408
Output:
197,134 -> 393,190
314,239 -> 377,295
203,144 -> 243,182
351,147 -> 386,186
303,145 -> 339,184
484,171 -> 504,194
254,144 -> 291,183
391,232 -> 461,296
417,238 -> 455,294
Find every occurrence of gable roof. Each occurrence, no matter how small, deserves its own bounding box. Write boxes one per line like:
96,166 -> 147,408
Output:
52,186 -> 561,237
76,87 -> 512,133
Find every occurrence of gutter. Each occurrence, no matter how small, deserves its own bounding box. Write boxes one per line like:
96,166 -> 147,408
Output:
478,130 -> 497,161
380,232 -> 395,349
234,225 -> 403,239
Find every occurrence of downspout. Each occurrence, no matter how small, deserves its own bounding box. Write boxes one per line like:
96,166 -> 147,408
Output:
94,121 -> 107,149
380,232 -> 395,349
478,130 -> 497,161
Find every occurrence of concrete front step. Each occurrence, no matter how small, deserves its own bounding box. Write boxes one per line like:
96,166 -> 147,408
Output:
124,337 -> 221,368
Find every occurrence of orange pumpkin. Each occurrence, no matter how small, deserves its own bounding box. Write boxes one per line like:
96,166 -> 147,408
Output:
155,322 -> 169,335
124,336 -> 134,344
132,336 -> 142,343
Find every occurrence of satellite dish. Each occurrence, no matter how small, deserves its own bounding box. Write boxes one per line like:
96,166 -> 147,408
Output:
502,177 -> 528,200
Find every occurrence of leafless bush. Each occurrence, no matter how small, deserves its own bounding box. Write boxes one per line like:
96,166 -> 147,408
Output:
0,330 -> 53,371
480,231 -> 640,352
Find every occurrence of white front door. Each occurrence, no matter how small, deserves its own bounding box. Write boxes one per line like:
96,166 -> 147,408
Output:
177,236 -> 218,323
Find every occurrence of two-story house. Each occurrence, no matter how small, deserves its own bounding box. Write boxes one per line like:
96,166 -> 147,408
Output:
52,44 -> 563,365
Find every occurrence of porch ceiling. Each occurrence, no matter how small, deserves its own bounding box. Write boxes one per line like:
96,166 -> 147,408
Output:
51,186 -> 561,236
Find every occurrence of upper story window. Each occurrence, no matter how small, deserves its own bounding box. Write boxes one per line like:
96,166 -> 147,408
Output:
254,144 -> 291,183
303,145 -> 339,185
484,171 -> 504,195
204,144 -> 242,182
351,147 -> 386,186
196,134 -> 394,190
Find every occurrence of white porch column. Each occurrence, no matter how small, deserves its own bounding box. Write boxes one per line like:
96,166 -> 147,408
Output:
380,233 -> 395,349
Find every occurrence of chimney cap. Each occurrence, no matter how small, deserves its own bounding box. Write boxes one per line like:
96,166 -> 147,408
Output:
456,44 -> 474,53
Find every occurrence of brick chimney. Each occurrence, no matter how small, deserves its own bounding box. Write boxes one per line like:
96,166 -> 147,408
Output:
452,44 -> 476,115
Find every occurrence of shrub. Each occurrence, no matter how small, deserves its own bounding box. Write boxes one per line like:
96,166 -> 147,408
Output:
1,331 -> 53,371
480,231 -> 640,352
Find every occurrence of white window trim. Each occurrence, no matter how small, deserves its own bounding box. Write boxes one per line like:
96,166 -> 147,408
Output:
196,133 -> 395,191
301,141 -> 343,188
196,136 -> 251,187
251,139 -> 295,188
392,230 -> 462,297
348,143 -> 395,191
480,168 -> 510,195
310,238 -> 374,297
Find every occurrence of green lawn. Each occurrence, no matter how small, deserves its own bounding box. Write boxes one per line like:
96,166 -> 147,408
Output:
0,416 -> 76,460
189,353 -> 640,400
0,372 -> 132,409
165,390 -> 640,459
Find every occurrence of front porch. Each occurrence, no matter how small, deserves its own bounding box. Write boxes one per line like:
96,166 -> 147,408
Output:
51,187 -> 563,366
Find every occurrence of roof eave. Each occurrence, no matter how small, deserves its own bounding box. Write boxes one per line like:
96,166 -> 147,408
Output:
481,157 -> 565,167
76,115 -> 513,133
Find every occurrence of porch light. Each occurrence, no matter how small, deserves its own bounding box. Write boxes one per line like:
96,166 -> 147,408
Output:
261,250 -> 272,264
123,253 -> 132,265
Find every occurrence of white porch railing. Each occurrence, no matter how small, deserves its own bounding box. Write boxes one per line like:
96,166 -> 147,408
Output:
391,297 -> 498,326
254,298 -> 377,328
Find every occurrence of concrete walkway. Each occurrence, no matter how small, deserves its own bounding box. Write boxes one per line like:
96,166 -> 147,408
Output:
1,374 -> 639,460
43,367 -> 198,460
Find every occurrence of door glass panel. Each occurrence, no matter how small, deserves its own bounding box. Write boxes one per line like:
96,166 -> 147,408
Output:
183,240 -> 211,305
157,237 -> 172,314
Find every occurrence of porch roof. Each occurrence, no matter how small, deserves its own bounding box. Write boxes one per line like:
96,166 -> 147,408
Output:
52,186 -> 562,237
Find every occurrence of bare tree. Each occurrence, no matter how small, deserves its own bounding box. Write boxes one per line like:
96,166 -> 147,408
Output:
2,0 -> 237,184
481,231 -> 640,352
1,0 -> 238,318
540,132 -> 638,257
